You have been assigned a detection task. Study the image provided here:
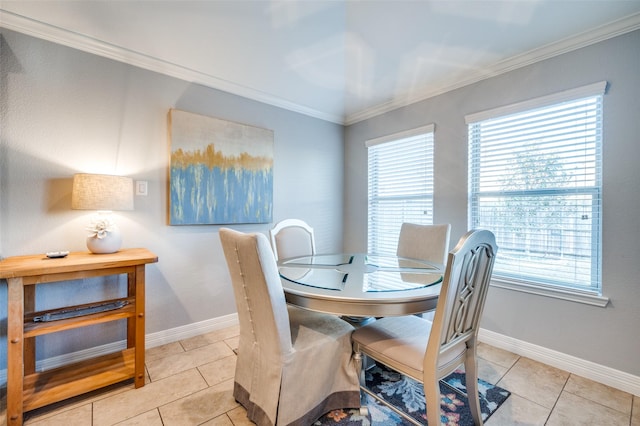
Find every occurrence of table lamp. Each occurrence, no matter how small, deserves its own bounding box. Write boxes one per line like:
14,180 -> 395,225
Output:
71,173 -> 134,254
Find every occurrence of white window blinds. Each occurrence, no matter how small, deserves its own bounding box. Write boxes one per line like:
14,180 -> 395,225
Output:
367,125 -> 435,256
467,82 -> 605,293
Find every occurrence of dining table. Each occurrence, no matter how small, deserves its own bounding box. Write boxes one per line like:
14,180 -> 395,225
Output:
278,253 -> 444,319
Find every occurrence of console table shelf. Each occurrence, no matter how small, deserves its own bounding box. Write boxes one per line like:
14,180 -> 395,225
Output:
24,296 -> 136,337
22,348 -> 136,412
0,248 -> 158,426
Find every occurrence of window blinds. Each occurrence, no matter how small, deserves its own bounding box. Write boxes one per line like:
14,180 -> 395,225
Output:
467,83 -> 605,291
367,125 -> 434,256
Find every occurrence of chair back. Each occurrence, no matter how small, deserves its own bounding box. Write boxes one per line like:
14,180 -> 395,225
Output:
270,218 -> 316,260
396,223 -> 451,265
427,230 -> 497,358
220,228 -> 293,357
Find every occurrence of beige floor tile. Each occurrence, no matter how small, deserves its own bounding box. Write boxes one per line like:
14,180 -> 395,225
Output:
478,358 -> 509,386
23,380 -> 132,424
485,393 -> 550,425
116,409 -> 164,425
200,414 -> 235,426
564,374 -> 633,415
497,357 -> 569,408
198,355 -> 237,386
225,406 -> 254,426
93,368 -> 208,426
546,391 -> 630,426
146,341 -> 235,381
181,326 -> 240,351
633,396 -> 639,425
477,343 -> 520,369
224,336 -> 240,352
145,341 -> 185,362
24,404 -> 91,426
159,378 -> 239,426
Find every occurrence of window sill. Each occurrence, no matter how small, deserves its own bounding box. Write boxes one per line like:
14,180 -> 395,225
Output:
490,278 -> 609,307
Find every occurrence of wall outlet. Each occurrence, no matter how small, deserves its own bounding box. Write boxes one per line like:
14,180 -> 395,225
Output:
136,181 -> 148,196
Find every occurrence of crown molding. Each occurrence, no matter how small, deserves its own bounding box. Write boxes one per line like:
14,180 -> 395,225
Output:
345,12 -> 640,126
0,10 -> 345,125
2,9 -> 639,127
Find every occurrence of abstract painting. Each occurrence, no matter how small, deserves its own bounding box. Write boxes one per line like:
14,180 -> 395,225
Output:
169,109 -> 273,225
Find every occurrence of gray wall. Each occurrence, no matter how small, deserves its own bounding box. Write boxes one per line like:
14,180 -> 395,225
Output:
344,30 -> 640,376
0,29 -> 344,366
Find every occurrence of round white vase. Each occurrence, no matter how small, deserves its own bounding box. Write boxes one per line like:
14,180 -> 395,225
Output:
86,227 -> 122,254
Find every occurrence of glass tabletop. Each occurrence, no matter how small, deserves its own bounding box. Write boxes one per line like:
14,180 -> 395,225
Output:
280,253 -> 440,270
278,253 -> 445,316
280,254 -> 354,267
362,271 -> 443,292
279,253 -> 442,292
277,267 -> 346,291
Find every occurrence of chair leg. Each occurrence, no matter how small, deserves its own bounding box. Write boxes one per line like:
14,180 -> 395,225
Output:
464,353 -> 483,425
353,351 -> 369,416
424,372 -> 442,426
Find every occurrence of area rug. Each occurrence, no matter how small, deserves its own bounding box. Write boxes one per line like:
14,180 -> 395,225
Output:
315,363 -> 510,425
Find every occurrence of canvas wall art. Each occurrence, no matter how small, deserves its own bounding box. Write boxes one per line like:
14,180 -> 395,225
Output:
169,109 -> 273,225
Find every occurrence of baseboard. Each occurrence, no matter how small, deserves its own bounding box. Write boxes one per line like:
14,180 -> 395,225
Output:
145,313 -> 239,349
478,328 -> 640,397
0,313 -> 239,386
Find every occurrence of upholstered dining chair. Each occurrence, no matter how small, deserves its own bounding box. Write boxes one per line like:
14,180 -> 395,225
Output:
269,218 -> 316,260
219,228 -> 360,426
397,223 -> 452,265
352,229 -> 498,426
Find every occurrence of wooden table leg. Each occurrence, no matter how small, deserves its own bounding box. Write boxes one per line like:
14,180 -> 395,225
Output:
133,265 -> 146,388
7,277 -> 25,426
23,285 -> 36,376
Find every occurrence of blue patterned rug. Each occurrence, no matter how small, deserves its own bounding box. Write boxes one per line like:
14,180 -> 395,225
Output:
315,363 -> 510,425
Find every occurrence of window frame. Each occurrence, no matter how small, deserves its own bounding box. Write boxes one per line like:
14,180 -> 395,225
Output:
465,82 -> 609,307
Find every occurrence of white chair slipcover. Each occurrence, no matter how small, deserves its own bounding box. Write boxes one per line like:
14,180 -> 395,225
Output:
269,219 -> 316,260
353,229 -> 498,426
220,228 -> 360,426
397,223 -> 451,265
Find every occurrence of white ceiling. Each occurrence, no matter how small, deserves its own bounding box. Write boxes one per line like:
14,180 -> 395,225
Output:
2,1 -> 640,124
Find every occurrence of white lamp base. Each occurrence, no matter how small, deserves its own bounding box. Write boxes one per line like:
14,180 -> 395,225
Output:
86,226 -> 122,254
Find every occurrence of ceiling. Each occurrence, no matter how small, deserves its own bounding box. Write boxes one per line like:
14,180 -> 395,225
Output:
1,1 -> 640,124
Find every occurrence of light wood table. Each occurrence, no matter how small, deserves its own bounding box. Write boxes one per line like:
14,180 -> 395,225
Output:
0,248 -> 158,426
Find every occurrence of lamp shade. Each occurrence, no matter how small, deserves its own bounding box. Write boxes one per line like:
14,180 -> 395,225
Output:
72,173 -> 134,211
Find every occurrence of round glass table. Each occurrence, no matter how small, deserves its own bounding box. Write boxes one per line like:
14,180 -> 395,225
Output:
278,253 -> 444,317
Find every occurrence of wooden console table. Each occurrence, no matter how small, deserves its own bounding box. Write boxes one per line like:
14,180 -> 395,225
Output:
0,248 -> 158,426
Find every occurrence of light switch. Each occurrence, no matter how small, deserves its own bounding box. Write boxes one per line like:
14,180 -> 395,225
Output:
136,181 -> 148,196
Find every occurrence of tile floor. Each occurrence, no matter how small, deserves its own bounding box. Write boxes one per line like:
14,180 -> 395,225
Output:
1,324 -> 637,426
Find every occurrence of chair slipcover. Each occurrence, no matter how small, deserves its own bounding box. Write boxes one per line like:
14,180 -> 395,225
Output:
220,228 -> 359,426
269,218 -> 316,260
353,229 -> 498,426
397,223 -> 451,265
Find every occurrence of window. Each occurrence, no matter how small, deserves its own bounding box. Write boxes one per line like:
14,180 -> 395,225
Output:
367,125 -> 434,255
466,82 -> 607,305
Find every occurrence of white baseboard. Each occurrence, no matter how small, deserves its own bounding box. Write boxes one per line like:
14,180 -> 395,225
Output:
0,314 -> 239,386
478,328 -> 640,397
145,313 -> 239,349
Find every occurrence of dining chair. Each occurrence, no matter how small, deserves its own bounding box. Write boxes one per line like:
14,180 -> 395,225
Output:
269,218 -> 316,260
352,229 -> 498,426
219,228 -> 360,426
397,222 -> 452,265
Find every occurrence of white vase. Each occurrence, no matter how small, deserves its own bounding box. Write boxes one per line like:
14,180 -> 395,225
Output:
86,227 -> 122,254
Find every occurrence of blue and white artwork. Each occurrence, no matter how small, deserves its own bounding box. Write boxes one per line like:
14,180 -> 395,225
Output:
169,109 -> 273,225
